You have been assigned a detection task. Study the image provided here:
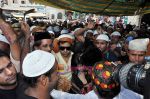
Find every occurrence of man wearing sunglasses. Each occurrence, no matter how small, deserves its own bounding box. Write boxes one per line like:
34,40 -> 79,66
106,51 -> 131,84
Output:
55,34 -> 74,91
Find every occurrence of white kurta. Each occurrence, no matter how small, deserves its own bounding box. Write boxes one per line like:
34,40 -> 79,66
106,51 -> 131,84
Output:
55,52 -> 73,80
51,86 -> 143,99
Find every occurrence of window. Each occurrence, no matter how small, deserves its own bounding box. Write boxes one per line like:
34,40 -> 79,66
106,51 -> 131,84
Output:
21,0 -> 25,4
13,0 -> 17,3
51,14 -> 55,19
57,12 -> 63,19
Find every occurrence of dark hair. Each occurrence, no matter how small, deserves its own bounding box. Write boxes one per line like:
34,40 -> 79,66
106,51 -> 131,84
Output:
32,40 -> 42,50
23,66 -> 55,87
96,85 -> 120,99
81,46 -> 102,66
0,50 -> 10,59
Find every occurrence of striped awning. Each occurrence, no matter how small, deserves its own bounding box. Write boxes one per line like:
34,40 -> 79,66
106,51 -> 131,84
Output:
34,0 -> 150,16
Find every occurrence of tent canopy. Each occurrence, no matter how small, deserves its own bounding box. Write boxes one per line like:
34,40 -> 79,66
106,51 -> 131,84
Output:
34,0 -> 150,16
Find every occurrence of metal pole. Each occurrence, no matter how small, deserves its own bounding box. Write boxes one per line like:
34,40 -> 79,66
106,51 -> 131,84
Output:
138,14 -> 143,28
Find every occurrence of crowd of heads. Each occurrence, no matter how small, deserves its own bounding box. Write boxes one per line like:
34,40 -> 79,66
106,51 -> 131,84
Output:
0,17 -> 149,99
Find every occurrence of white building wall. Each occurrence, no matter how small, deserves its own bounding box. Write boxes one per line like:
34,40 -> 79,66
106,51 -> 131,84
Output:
46,6 -> 66,21
7,0 -> 13,5
127,15 -> 140,26
0,0 -> 66,20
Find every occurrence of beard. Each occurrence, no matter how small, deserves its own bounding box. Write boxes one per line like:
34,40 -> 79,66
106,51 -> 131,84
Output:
0,81 -> 17,87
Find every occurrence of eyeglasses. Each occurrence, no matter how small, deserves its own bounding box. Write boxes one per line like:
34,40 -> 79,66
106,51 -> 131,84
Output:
59,46 -> 71,51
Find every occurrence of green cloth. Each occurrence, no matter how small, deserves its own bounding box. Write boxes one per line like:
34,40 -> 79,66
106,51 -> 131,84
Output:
34,0 -> 150,16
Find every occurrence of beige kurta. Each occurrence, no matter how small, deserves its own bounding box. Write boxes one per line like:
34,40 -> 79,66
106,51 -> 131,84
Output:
55,52 -> 73,80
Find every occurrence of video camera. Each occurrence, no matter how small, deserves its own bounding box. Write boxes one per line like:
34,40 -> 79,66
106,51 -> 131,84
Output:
113,56 -> 150,95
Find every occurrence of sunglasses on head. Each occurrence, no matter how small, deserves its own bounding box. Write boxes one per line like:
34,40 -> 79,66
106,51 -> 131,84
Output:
59,46 -> 71,50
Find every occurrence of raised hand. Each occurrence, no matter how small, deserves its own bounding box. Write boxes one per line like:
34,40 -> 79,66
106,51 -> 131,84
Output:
86,21 -> 95,30
0,16 -> 21,69
0,18 -> 17,44
20,22 -> 30,38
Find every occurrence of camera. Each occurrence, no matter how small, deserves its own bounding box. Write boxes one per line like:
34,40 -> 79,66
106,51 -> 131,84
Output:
115,63 -> 146,94
113,56 -> 150,95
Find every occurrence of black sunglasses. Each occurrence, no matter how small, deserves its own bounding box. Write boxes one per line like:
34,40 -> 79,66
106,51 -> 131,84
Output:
59,46 -> 71,50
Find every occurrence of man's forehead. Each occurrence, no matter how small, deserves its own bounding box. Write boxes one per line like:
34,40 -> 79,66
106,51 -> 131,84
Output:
41,39 -> 52,43
111,35 -> 120,37
60,42 -> 71,46
0,56 -> 10,69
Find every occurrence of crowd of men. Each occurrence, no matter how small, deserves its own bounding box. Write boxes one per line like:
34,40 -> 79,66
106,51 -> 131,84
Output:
0,16 -> 150,99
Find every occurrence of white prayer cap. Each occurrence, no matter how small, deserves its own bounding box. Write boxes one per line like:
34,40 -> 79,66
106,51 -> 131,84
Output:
48,31 -> 54,34
86,30 -> 94,33
61,29 -> 69,34
129,38 -> 149,51
58,34 -> 74,40
96,34 -> 110,42
74,28 -> 81,32
22,50 -> 55,77
84,30 -> 93,37
30,26 -> 37,32
57,34 -> 74,44
111,31 -> 121,36
93,30 -> 99,35
0,34 -> 9,44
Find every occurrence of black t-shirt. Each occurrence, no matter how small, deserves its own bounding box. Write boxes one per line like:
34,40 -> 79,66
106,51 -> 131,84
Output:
102,50 -> 119,62
16,74 -> 37,99
17,91 -> 37,99
0,88 -> 17,99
